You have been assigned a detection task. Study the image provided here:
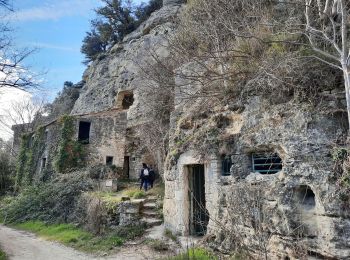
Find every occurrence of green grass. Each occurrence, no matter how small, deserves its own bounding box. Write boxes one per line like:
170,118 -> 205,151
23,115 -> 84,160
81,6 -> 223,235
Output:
146,239 -> 169,251
164,229 -> 178,242
14,221 -> 124,253
0,249 -> 6,260
167,248 -> 218,260
123,188 -> 146,199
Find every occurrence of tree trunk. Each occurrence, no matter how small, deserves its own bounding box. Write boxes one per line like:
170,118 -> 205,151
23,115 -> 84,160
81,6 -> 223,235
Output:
343,67 -> 350,131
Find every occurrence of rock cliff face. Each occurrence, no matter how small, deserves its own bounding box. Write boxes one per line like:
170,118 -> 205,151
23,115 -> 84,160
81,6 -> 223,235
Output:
164,80 -> 350,258
11,0 -> 350,258
67,4 -> 182,178
71,4 -> 181,121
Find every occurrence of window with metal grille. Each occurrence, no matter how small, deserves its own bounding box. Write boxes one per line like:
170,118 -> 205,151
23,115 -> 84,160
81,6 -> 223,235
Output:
221,155 -> 232,176
252,153 -> 282,174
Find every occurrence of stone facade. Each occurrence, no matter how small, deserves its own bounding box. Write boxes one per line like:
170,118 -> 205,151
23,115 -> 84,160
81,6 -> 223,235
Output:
164,86 -> 350,258
11,1 -> 350,258
12,4 -> 181,180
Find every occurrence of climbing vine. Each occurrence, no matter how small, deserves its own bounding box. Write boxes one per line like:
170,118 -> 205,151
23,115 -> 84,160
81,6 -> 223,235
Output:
15,134 -> 29,189
15,127 -> 46,189
54,115 -> 85,173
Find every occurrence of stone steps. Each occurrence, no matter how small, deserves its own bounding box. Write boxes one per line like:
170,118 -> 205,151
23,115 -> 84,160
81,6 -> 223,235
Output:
142,210 -> 159,218
141,217 -> 163,227
141,195 -> 163,228
143,202 -> 157,210
146,196 -> 157,203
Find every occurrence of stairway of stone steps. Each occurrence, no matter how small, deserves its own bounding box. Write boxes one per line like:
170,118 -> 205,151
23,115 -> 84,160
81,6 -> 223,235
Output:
141,195 -> 163,228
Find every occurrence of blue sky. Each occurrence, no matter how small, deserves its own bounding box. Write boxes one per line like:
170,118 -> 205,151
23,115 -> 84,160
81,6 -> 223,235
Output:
10,0 -> 147,100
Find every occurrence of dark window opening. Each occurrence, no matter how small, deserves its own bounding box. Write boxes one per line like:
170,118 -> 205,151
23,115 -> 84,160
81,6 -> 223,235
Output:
41,158 -> 47,170
123,156 -> 130,178
78,121 -> 91,144
221,155 -> 232,176
252,153 -> 282,174
28,134 -> 35,148
188,164 -> 208,236
297,185 -> 316,209
44,130 -> 49,141
122,93 -> 134,109
106,156 -> 114,165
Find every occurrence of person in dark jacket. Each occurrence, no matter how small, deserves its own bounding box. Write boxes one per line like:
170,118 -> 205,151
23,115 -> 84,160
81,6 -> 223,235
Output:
140,163 -> 150,191
149,166 -> 155,189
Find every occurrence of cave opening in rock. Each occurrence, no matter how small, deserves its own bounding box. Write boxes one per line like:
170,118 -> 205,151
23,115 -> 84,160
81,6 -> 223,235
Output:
122,93 -> 134,109
297,185 -> 316,209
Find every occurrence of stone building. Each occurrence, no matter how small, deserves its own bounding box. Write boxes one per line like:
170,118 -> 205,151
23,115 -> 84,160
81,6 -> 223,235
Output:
12,0 -> 184,180
163,66 -> 350,258
11,0 -> 350,258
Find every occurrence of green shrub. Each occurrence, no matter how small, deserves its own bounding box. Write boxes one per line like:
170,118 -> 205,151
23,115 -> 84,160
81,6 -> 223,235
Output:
332,147 -> 349,162
0,151 -> 15,195
2,173 -> 93,223
123,188 -> 146,199
0,249 -> 6,260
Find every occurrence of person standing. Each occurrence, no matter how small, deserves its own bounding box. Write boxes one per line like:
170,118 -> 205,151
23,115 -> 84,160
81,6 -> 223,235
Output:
140,163 -> 150,191
149,166 -> 155,189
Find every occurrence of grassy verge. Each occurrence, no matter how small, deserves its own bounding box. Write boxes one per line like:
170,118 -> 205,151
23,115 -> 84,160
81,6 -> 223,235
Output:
166,248 -> 218,260
0,248 -> 6,260
14,221 -> 124,253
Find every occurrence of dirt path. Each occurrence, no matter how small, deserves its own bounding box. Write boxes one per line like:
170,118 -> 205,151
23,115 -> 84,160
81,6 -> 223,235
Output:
0,225 -> 173,260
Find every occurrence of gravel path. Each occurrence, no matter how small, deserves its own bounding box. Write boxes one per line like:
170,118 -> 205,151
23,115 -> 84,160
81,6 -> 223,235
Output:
0,224 -> 173,260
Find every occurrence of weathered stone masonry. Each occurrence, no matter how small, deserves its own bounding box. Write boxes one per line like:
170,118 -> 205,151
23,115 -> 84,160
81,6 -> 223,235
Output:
164,90 -> 350,258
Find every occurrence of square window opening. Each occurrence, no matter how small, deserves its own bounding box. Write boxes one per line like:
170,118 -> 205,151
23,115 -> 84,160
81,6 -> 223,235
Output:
122,93 -> 134,109
41,158 -> 47,170
252,153 -> 282,174
106,156 -> 114,166
78,121 -> 91,144
221,155 -> 232,176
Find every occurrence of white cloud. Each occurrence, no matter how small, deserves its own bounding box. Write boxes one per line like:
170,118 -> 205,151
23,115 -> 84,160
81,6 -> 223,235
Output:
27,42 -> 80,52
11,0 -> 100,22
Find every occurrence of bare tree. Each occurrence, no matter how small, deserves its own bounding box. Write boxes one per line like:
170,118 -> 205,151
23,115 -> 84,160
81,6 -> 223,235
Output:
0,97 -> 47,137
304,0 -> 350,126
0,0 -> 38,90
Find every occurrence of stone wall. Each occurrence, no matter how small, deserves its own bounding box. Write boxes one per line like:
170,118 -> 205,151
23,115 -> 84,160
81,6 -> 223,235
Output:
164,85 -> 350,258
75,112 -> 128,168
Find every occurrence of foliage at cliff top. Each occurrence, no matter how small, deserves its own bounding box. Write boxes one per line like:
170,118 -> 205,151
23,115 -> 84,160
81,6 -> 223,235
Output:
81,0 -> 162,64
